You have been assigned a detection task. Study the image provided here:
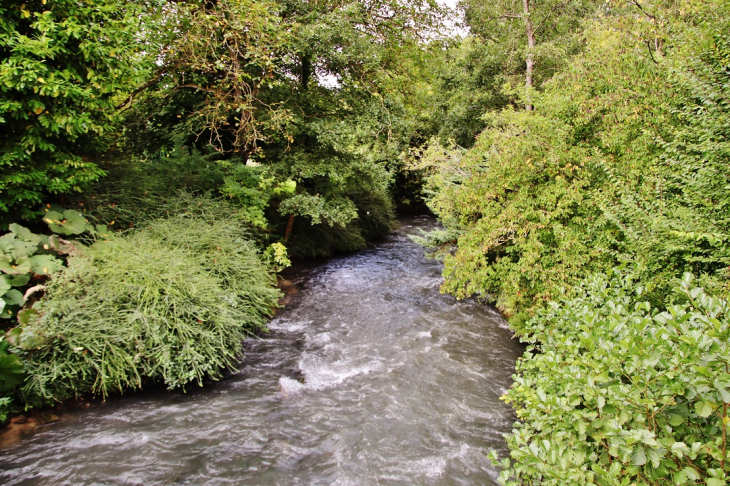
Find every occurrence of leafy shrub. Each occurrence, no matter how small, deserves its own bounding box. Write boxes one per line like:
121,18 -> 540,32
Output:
414,14 -> 730,317
17,215 -> 279,405
283,178 -> 396,258
495,271 -> 730,485
0,0 -> 145,221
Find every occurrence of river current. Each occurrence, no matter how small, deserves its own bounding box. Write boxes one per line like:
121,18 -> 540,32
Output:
0,216 -> 524,485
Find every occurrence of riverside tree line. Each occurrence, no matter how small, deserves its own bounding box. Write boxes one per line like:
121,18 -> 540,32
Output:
1,0 -> 729,483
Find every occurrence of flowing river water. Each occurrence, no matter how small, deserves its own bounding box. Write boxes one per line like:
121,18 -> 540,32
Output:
0,216 -> 524,485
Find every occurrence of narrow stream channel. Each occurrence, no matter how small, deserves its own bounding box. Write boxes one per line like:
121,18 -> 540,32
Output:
0,216 -> 524,485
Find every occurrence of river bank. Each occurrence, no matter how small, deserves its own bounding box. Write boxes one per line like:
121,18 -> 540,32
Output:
0,216 -> 523,485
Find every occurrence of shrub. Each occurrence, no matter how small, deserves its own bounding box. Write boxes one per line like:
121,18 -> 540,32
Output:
62,143 -> 225,231
17,215 -> 279,405
495,271 -> 730,485
0,0 -> 145,220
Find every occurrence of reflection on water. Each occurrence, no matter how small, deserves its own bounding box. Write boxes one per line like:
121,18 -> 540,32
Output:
0,216 -> 524,485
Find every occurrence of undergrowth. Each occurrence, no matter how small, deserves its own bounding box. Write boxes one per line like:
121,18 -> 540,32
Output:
16,215 -> 279,405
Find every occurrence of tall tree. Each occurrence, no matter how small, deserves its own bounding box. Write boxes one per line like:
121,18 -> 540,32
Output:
461,0 -> 596,110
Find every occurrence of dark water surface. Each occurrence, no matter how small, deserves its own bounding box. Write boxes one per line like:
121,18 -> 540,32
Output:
0,216 -> 524,485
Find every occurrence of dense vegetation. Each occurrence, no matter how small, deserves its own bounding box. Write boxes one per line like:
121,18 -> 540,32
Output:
411,0 -> 730,483
0,0 -> 447,418
1,0 -> 730,483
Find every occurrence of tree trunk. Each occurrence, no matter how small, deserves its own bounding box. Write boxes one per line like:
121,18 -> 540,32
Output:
284,214 -> 295,242
300,54 -> 312,90
523,0 -> 535,111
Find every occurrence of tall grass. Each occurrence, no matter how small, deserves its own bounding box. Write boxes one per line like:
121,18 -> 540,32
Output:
20,214 -> 279,405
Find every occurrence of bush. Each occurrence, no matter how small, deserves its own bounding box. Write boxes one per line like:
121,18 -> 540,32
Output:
62,142 -> 225,231
495,271 -> 730,485
283,179 -> 396,258
17,214 -> 279,405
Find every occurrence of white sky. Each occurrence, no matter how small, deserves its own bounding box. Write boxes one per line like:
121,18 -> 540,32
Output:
436,0 -> 468,38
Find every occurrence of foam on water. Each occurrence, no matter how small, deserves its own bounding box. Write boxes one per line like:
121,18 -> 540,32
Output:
279,377 -> 306,396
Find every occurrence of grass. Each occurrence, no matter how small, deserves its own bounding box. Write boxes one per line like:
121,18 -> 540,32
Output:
19,212 -> 280,405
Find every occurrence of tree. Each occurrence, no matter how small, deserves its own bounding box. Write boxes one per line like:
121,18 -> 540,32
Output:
461,0 -> 596,110
0,0 -> 148,220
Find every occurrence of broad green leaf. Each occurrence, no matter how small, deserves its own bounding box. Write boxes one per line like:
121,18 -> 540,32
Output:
8,224 -> 42,244
631,447 -> 647,466
9,240 -> 38,261
715,382 -> 730,403
0,275 -> 11,295
29,254 -> 64,275
9,274 -> 30,287
0,257 -> 32,276
682,467 -> 699,481
2,289 -> 24,306
0,353 -> 25,391
668,414 -> 684,426
42,210 -> 65,226
695,400 -> 715,418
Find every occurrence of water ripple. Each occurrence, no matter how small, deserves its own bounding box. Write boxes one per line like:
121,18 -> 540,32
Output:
0,216 -> 524,485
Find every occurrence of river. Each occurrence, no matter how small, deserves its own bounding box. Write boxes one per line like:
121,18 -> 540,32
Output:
0,216 -> 524,485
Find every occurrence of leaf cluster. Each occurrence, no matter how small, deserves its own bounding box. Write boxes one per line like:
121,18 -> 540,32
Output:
0,0 -> 148,219
496,271 -> 730,485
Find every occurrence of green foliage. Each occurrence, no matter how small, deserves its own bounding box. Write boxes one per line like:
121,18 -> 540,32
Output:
220,163 -> 296,230
0,337 -> 24,392
0,338 -> 22,423
0,222 -> 79,321
63,142 -> 226,230
424,37 -> 513,148
415,104 -> 608,315
416,4 -> 730,315
0,0 -> 149,219
596,16 -> 730,295
281,168 -> 397,258
496,271 -> 730,485
42,208 -> 94,236
263,242 -> 291,272
18,212 -> 280,404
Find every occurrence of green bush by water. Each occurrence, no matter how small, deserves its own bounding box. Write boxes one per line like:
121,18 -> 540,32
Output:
17,216 -> 280,405
494,271 -> 730,484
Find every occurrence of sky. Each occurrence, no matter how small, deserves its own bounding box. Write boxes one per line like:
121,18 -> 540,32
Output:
437,0 -> 468,38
